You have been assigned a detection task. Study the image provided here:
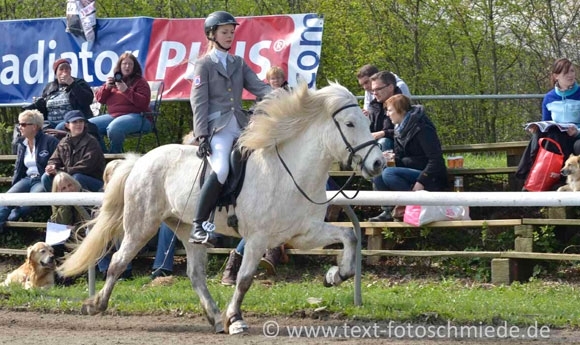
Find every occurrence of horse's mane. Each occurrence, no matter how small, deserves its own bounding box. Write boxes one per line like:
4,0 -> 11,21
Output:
238,82 -> 356,153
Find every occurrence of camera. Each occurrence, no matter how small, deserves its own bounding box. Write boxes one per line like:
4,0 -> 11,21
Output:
114,72 -> 123,82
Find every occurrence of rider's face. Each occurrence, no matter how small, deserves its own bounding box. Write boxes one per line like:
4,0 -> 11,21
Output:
214,24 -> 236,51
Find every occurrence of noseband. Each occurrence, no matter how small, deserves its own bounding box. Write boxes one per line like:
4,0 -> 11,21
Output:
275,103 -> 379,205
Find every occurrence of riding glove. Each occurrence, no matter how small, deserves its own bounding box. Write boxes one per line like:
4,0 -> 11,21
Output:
197,136 -> 211,158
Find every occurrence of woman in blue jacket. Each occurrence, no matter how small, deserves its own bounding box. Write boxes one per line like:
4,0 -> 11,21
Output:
0,110 -> 59,232
516,58 -> 580,183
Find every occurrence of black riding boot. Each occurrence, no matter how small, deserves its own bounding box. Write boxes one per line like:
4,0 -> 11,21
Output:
189,173 -> 223,247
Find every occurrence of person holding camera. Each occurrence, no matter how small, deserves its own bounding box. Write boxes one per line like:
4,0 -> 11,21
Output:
89,52 -> 151,153
24,58 -> 94,130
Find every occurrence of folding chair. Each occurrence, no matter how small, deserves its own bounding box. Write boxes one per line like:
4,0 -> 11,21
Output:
132,81 -> 164,152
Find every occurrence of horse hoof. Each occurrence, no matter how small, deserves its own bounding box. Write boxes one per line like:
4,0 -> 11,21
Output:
80,302 -> 98,315
215,321 -> 225,334
323,266 -> 343,287
228,320 -> 249,335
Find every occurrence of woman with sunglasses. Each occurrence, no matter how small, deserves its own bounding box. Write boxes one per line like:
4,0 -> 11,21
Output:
0,110 -> 59,232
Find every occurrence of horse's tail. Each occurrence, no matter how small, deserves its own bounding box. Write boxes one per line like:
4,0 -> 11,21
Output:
58,154 -> 140,277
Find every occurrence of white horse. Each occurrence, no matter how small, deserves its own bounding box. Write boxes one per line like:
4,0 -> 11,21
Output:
58,82 -> 384,334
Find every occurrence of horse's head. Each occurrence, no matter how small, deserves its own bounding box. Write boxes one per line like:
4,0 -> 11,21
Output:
239,81 -> 384,179
320,83 -> 385,179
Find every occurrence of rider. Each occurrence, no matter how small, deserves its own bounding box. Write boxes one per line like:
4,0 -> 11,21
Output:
189,11 -> 272,246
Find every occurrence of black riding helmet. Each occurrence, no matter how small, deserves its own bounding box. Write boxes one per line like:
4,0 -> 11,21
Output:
204,11 -> 240,39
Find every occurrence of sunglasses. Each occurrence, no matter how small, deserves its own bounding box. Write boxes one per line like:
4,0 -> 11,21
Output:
18,123 -> 34,127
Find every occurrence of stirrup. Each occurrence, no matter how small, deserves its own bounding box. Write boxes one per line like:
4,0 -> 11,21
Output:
202,221 -> 216,232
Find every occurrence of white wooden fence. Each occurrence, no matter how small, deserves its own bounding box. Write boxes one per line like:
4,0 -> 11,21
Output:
1,191 -> 580,305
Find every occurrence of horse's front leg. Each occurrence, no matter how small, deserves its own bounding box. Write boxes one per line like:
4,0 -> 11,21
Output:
289,221 -> 357,287
223,242 -> 264,335
184,243 -> 223,333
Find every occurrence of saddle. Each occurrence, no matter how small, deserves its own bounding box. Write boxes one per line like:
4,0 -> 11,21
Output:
200,146 -> 249,230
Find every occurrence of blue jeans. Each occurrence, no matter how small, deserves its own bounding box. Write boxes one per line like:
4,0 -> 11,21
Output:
42,172 -> 104,192
152,223 -> 176,272
235,238 -> 246,256
373,167 -> 422,191
377,137 -> 394,151
89,113 -> 151,153
0,176 -> 45,224
44,121 -> 66,130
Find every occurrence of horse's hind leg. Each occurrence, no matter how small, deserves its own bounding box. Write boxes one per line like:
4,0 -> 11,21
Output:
82,224 -> 158,315
289,222 -> 357,287
223,242 -> 263,335
183,242 -> 224,333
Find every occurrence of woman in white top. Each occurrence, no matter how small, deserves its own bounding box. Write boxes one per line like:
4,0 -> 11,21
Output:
0,110 -> 59,232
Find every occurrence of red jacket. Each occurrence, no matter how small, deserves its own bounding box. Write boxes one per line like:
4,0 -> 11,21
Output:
96,76 -> 151,117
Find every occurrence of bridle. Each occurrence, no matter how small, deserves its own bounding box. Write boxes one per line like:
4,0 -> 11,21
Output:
276,103 -> 379,205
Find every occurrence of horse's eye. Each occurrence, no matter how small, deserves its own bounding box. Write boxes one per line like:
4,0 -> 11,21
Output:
345,122 -> 354,128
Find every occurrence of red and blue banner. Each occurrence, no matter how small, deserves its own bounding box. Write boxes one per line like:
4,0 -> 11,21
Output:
0,14 -> 324,105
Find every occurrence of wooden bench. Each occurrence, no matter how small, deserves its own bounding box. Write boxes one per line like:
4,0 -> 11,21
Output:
328,218 -> 580,284
329,141 -> 528,190
0,154 -> 127,186
2,217 -> 580,285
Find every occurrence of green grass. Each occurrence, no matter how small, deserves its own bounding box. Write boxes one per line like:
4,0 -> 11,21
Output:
445,152 -> 507,169
1,272 -> 579,329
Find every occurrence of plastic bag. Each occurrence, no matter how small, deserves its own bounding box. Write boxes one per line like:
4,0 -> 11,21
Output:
404,204 -> 470,226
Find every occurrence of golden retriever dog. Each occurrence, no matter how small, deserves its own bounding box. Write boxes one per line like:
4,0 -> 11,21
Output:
1,242 -> 56,289
558,154 -> 580,192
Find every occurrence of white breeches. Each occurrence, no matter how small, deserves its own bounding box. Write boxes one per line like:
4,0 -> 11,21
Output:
209,116 -> 241,184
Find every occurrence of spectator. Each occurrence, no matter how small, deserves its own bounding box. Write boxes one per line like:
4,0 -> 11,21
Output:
369,95 -> 447,221
24,58 -> 95,130
188,11 -> 271,246
41,110 -> 105,193
266,66 -> 290,90
150,222 -> 177,279
357,64 -> 411,115
516,58 -> 580,183
356,64 -> 379,114
368,71 -> 406,151
0,110 -> 59,232
90,52 -> 151,153
48,171 -> 91,258
49,171 -> 88,225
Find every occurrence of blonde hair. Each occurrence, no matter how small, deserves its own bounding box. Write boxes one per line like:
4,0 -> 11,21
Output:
103,159 -> 123,190
18,109 -> 44,128
266,66 -> 285,82
52,172 -> 82,193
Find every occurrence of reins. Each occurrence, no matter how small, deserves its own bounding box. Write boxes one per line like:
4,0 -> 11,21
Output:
275,103 -> 379,205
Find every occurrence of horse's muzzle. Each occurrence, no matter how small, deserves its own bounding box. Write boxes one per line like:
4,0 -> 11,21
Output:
361,157 -> 384,179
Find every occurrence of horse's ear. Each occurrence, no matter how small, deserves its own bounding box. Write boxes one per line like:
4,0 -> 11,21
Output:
295,74 -> 312,90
